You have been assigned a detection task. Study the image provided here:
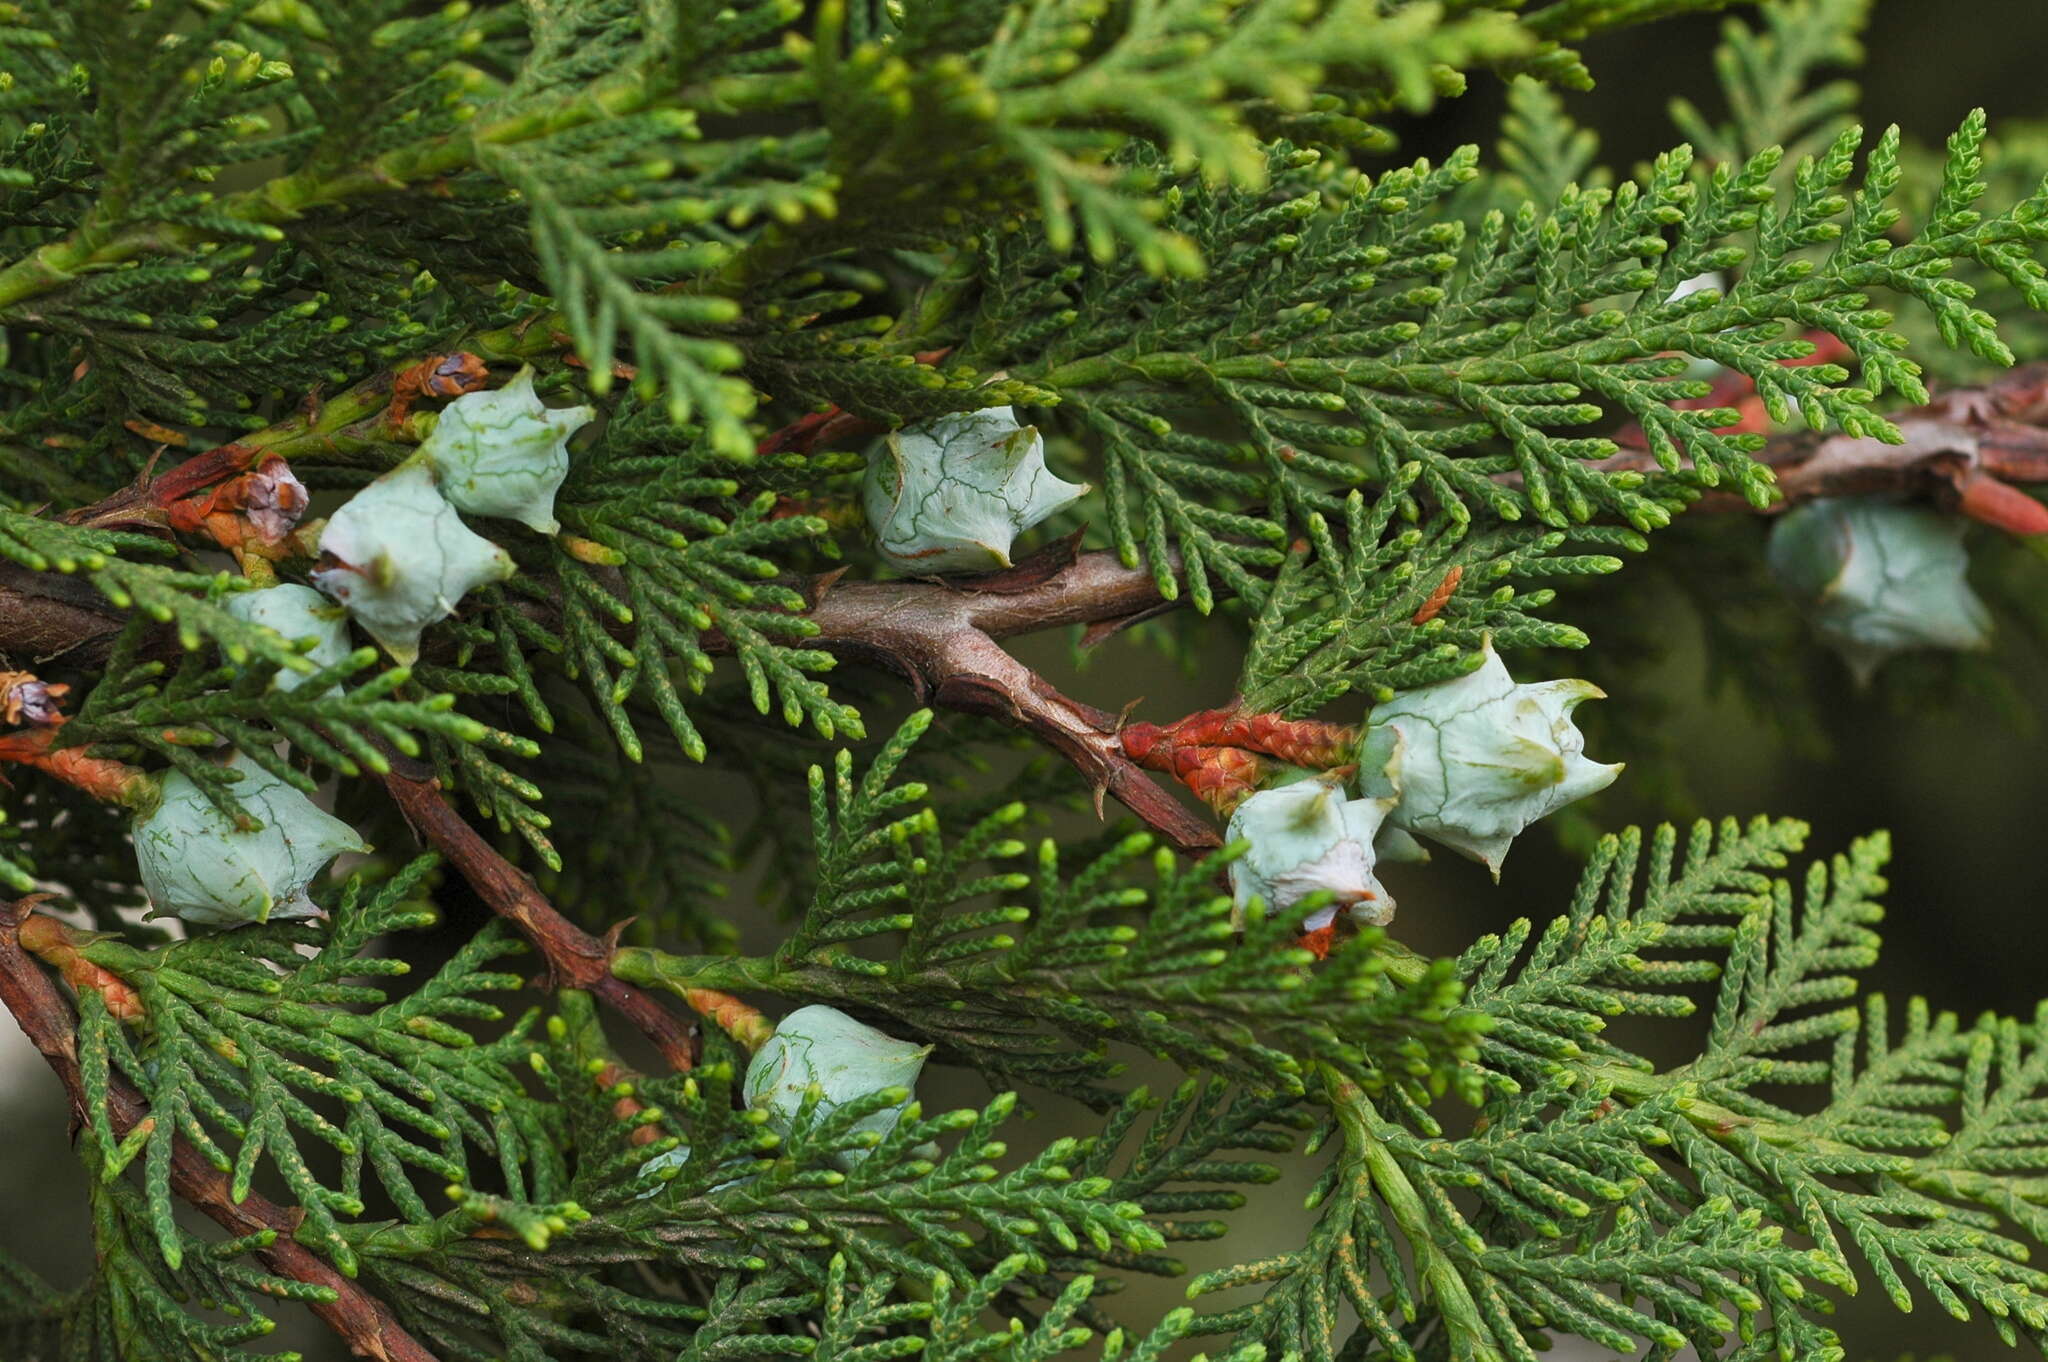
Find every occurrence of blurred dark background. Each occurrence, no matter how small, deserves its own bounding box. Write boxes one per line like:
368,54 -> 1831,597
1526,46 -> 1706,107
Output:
9,3 -> 2048,1358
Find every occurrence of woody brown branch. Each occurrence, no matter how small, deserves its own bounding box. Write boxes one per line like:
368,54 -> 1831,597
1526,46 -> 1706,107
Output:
1577,362 -> 2048,512
0,900 -> 442,1362
376,758 -> 698,1072
3,369 -> 2048,859
778,543 -> 1224,854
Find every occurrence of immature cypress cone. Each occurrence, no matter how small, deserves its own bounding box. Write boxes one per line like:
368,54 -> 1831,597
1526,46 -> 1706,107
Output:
311,461 -> 514,665
1226,773 -> 1398,929
133,753 -> 368,927
1768,495 -> 1993,684
744,1005 -> 931,1169
224,584 -> 352,693
1358,641 -> 1620,877
863,406 -> 1088,573
419,368 -> 593,534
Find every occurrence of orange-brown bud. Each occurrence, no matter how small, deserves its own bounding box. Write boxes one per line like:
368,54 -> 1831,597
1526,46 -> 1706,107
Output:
0,672 -> 68,726
388,352 -> 490,425
18,914 -> 144,1022
1956,470 -> 2048,535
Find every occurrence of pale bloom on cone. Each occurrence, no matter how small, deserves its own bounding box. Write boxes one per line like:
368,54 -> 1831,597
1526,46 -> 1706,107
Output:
420,367 -> 593,534
133,752 -> 368,927
1359,642 -> 1621,877
312,461 -> 514,665
1767,495 -> 1993,685
863,406 -> 1088,574
224,583 -> 353,693
1226,774 -> 1398,929
744,1005 -> 931,1169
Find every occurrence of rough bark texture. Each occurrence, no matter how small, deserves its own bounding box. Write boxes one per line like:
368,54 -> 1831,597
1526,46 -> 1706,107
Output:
788,541 -> 1221,852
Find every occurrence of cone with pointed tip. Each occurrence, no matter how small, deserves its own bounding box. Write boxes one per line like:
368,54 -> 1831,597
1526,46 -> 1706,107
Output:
133,752 -> 369,928
1374,825 -> 1431,864
1358,641 -> 1621,877
1767,496 -> 1993,685
311,461 -> 514,665
1226,773 -> 1398,929
419,367 -> 593,534
863,406 -> 1088,574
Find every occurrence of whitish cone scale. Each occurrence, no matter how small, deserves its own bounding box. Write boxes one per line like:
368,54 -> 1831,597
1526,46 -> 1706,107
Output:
744,1005 -> 931,1169
1768,495 -> 1993,685
223,583 -> 352,694
1226,773 -> 1398,929
1358,641 -> 1620,877
419,367 -> 593,534
311,460 -> 514,665
864,406 -> 1089,573
133,753 -> 369,927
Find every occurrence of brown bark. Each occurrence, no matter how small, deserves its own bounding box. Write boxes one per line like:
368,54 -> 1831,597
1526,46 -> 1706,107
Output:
1581,361 -> 2048,512
0,901 -> 442,1362
377,760 -> 698,1071
787,543 -> 1222,852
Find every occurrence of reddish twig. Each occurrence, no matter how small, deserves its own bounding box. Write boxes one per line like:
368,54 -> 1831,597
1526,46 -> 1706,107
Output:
0,901 -> 442,1362
1120,708 -> 1357,815
756,406 -> 882,457
376,761 -> 697,1071
768,356 -> 2048,832
1122,739 -> 1269,818
0,724 -> 153,806
17,909 -> 142,1020
680,987 -> 776,1051
1411,566 -> 1464,625
63,441 -> 261,530
61,442 -> 312,566
593,1062 -> 666,1147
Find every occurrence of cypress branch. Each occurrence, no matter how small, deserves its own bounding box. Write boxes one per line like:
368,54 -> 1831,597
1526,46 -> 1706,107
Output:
0,3 -> 2045,1359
